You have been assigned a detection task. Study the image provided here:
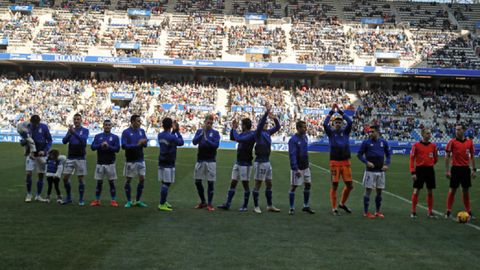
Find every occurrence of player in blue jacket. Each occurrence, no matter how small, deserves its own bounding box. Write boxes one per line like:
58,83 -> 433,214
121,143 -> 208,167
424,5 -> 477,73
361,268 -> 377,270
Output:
61,113 -> 89,206
252,104 -> 281,214
157,117 -> 184,211
121,115 -> 148,208
23,115 -> 52,202
90,119 -> 120,207
357,125 -> 391,219
218,117 -> 255,211
192,114 -> 220,212
288,120 -> 314,215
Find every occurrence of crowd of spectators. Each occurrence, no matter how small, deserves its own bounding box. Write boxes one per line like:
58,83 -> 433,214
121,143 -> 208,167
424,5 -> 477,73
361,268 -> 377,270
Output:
174,0 -> 225,14
227,25 -> 286,59
0,11 -> 38,44
1,75 -> 479,143
165,13 -> 224,60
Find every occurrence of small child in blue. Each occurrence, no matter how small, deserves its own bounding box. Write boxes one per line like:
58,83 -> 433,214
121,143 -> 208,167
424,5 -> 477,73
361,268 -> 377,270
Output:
45,149 -> 66,203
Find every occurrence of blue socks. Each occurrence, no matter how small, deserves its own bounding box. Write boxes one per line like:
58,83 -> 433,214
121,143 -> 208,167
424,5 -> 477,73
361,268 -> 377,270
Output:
95,181 -> 103,200
289,191 -> 295,209
265,188 -> 272,206
375,195 -> 382,212
136,182 -> 144,201
109,181 -> 116,200
64,181 -> 72,200
195,180 -> 205,204
252,189 -> 259,207
226,188 -> 235,207
303,188 -> 310,207
36,179 -> 44,196
160,184 -> 169,204
79,182 -> 85,202
124,182 -> 131,202
26,174 -> 32,194
243,190 -> 250,208
207,181 -> 214,205
364,194 -> 370,213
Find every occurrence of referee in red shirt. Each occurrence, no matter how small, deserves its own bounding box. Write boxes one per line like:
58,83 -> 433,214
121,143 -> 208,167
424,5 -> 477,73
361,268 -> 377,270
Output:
409,128 -> 438,218
445,124 -> 476,219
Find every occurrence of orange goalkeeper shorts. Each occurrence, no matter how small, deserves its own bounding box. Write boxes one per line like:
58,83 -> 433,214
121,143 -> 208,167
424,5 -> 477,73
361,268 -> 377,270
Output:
330,160 -> 352,183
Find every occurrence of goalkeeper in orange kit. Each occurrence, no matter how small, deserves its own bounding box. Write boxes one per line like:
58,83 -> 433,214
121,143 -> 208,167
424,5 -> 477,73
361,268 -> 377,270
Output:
323,104 -> 354,215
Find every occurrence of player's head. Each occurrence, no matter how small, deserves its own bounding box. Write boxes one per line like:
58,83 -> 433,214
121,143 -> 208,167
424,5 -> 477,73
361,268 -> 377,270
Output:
241,118 -> 252,131
455,124 -> 465,139
30,115 -> 40,127
103,119 -> 112,133
48,149 -> 59,160
330,113 -> 343,130
73,113 -> 82,128
369,125 -> 380,140
130,114 -> 141,129
421,128 -> 432,142
204,114 -> 214,130
162,117 -> 173,131
296,120 -> 307,135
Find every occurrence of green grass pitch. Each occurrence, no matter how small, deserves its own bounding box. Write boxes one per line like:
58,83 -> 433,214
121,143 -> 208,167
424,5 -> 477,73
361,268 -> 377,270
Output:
0,142 -> 479,270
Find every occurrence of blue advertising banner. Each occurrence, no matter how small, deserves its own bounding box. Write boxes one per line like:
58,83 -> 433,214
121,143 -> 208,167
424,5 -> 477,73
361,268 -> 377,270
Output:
245,14 -> 267,20
0,39 -> 8,46
361,18 -> 384,24
9,5 -> 33,12
0,53 -> 479,77
115,42 -> 140,50
1,129 -> 480,156
127,9 -> 151,17
110,92 -> 135,100
476,21 -> 480,29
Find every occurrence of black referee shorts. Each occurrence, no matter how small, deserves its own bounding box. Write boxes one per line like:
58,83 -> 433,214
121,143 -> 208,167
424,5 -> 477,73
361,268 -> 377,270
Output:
450,166 -> 471,189
413,166 -> 436,189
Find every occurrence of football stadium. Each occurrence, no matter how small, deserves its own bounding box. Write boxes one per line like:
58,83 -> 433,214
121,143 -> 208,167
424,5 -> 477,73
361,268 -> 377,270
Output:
1,0 -> 480,269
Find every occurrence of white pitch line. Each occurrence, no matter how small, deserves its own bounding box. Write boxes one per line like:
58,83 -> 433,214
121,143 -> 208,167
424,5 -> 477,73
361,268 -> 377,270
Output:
275,152 -> 480,231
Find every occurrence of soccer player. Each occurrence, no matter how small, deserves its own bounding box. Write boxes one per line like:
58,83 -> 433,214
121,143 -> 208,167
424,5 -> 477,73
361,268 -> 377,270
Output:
409,128 -> 438,218
22,115 -> 52,202
357,125 -> 391,219
323,104 -> 353,215
218,118 -> 255,211
61,113 -> 89,206
252,104 -> 281,214
192,114 -> 220,212
157,117 -> 184,211
121,115 -> 148,208
90,119 -> 120,207
444,124 -> 476,219
288,120 -> 314,215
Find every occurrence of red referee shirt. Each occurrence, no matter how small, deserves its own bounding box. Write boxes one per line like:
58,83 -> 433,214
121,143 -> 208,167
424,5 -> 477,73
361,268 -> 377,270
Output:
410,141 -> 438,173
446,138 -> 475,167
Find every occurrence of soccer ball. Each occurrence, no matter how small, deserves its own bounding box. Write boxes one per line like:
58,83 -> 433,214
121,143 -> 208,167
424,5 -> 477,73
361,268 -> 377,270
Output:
457,211 -> 470,223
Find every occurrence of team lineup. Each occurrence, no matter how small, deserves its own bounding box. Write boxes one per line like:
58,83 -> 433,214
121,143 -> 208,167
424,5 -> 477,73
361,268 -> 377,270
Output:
18,103 -> 476,220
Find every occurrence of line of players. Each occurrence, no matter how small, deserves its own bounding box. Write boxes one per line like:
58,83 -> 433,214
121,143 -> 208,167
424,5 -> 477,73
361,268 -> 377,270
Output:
20,104 -> 476,218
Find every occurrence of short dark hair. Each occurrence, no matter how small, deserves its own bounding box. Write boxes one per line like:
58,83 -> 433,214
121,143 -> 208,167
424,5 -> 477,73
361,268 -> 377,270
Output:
30,115 -> 40,125
162,117 -> 173,129
241,118 -> 252,130
130,114 -> 140,123
296,120 -> 306,129
455,123 -> 466,130
74,113 -> 82,118
103,119 -> 112,124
